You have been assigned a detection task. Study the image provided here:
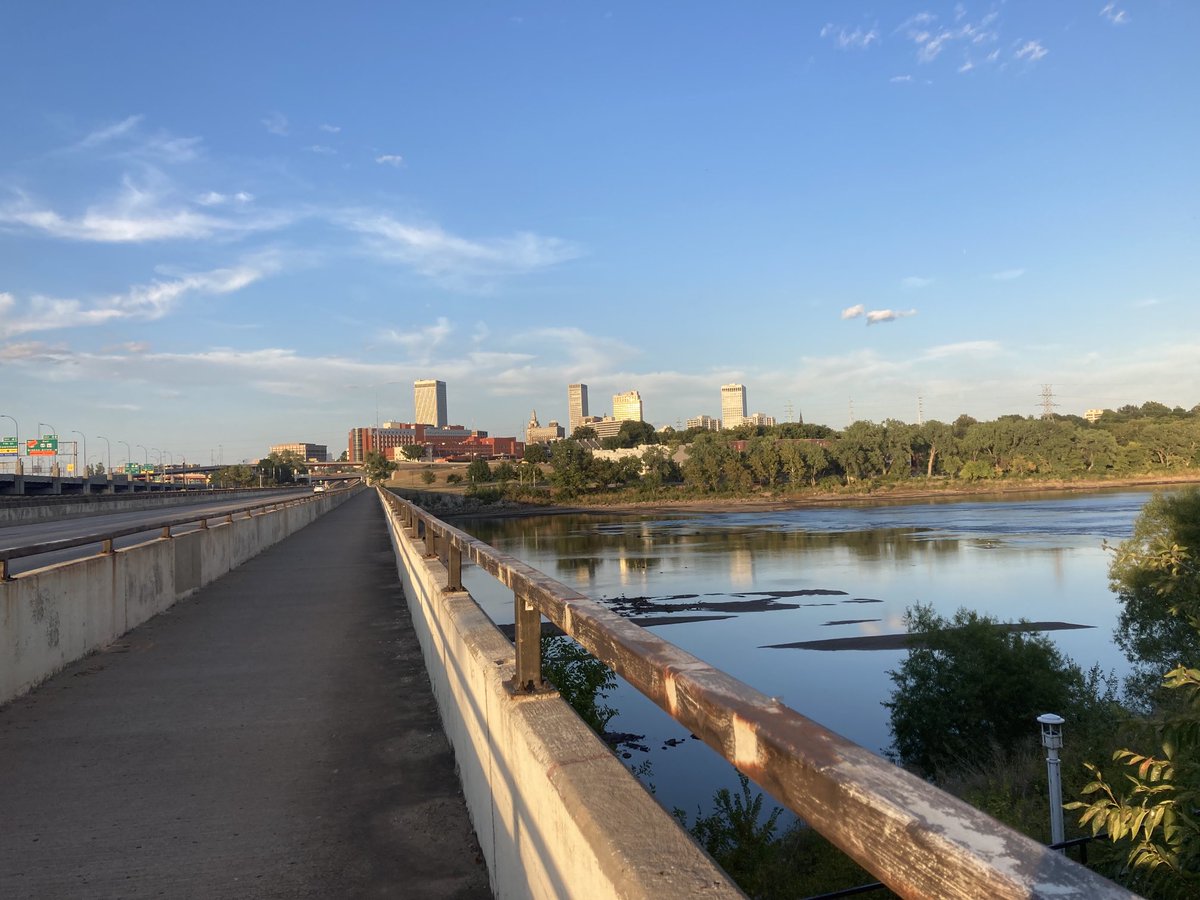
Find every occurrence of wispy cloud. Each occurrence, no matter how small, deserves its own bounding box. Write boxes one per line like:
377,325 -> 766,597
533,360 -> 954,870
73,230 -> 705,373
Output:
990,268 -> 1025,281
375,154 -> 405,167
1014,40 -> 1049,63
1100,3 -> 1129,25
841,304 -> 866,320
890,74 -> 913,83
866,309 -> 917,325
921,340 -> 1002,361
341,212 -> 581,285
0,260 -> 276,339
196,191 -> 255,206
0,177 -> 289,242
820,23 -> 880,50
76,115 -> 145,149
262,111 -> 289,136
379,317 -> 454,360
900,9 -> 1001,70
902,275 -> 933,289
319,123 -> 342,133
306,144 -> 336,155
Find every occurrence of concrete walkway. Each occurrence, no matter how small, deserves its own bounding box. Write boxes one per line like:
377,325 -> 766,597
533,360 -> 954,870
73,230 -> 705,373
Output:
0,490 -> 491,898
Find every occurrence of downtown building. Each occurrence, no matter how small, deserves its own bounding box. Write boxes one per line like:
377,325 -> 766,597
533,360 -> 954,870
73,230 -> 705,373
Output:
721,384 -> 747,430
612,390 -> 644,423
413,379 -> 448,427
567,383 -> 590,434
526,411 -> 565,444
685,415 -> 721,431
347,421 -> 478,462
268,442 -> 329,462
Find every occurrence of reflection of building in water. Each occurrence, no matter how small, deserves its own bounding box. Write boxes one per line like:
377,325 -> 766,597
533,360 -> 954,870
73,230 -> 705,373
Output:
554,556 -> 602,585
618,555 -> 659,586
728,546 -> 755,588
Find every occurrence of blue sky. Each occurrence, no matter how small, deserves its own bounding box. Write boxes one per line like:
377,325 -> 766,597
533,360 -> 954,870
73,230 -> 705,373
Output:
2,2 -> 1197,464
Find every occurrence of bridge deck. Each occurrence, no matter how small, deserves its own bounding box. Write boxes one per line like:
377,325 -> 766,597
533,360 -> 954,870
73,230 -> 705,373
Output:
0,490 -> 490,898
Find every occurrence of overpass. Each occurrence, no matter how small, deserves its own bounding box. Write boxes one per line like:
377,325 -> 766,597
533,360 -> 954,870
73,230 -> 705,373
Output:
0,489 -> 1137,898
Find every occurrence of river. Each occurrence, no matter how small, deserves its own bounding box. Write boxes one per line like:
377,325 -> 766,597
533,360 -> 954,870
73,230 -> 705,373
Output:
457,487 -> 1157,817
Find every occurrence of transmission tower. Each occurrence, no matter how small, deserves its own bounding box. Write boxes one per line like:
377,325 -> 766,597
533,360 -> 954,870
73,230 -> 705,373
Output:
1040,384 -> 1059,419
784,401 -> 794,423
848,399 -> 855,426
917,395 -> 924,426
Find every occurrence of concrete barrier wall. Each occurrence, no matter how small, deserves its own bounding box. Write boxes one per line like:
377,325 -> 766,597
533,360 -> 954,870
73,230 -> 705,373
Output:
378,491 -> 740,900
0,488 -> 361,705
0,489 -> 282,526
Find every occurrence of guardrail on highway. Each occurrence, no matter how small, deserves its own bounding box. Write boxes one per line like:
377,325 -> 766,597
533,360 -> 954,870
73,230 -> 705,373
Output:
1,491 -> 322,580
382,489 -> 1134,900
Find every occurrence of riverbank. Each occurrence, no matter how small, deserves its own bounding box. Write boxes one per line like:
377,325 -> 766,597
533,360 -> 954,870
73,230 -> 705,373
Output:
411,471 -> 1200,521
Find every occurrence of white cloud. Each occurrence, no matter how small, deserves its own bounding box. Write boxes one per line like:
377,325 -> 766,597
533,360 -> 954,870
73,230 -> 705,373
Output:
262,112 -> 289,136
0,178 -> 287,242
841,304 -> 865,320
1100,3 -> 1129,25
375,154 -> 405,167
0,261 -> 276,339
820,23 -> 880,50
902,275 -> 933,289
379,317 -> 454,359
890,74 -> 913,83
196,190 -> 255,206
921,340 -> 1002,361
990,268 -> 1025,281
1014,41 -> 1048,63
341,212 -> 581,284
306,145 -> 336,155
319,123 -> 342,133
866,308 -> 917,325
76,115 -> 145,149
900,10 -> 1000,68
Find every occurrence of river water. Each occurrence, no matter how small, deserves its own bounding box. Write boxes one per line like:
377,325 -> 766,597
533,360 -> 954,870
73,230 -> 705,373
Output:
458,488 -> 1157,816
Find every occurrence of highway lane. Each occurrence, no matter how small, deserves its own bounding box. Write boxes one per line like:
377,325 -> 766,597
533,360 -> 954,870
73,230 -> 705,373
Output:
0,488 -> 316,576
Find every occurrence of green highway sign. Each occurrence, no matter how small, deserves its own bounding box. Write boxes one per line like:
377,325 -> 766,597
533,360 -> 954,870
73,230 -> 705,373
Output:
0,437 -> 17,456
26,436 -> 58,456
125,463 -> 142,475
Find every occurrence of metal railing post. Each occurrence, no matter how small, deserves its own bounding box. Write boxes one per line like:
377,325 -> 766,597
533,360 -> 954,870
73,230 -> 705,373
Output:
511,588 -> 543,693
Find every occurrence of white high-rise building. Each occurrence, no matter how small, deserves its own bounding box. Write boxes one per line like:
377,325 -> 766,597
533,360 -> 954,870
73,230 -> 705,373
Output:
612,390 -> 643,423
414,379 -> 447,427
721,384 -> 747,430
568,383 -> 589,434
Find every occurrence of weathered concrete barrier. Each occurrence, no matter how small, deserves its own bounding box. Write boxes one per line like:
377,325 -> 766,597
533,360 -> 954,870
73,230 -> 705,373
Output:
0,488 -> 286,527
0,488 -> 361,705
378,489 -> 740,900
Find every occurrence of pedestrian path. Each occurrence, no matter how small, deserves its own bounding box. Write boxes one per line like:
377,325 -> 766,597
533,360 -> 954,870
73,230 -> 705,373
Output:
0,489 -> 491,898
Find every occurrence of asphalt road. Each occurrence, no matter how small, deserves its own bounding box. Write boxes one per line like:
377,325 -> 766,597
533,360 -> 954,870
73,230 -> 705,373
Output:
0,489 -> 314,576
0,489 -> 491,898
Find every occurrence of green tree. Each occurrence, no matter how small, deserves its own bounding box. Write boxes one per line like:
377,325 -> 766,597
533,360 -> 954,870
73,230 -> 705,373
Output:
523,443 -> 549,464
401,444 -> 426,461
541,636 -> 616,734
362,450 -> 395,484
493,461 -> 518,482
549,440 -> 593,498
466,458 -> 492,483
886,604 -> 1091,776
1070,487 -> 1200,894
420,469 -> 436,485
571,425 -> 597,441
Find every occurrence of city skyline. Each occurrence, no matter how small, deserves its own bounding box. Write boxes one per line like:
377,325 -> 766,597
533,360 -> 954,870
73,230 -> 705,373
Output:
2,3 -> 1197,462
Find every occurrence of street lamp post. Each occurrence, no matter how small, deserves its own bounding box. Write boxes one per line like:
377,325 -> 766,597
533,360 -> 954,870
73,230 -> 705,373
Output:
137,444 -> 149,466
71,431 -> 88,479
119,441 -> 131,474
97,435 -> 112,476
1038,714 -> 1066,849
0,413 -> 18,475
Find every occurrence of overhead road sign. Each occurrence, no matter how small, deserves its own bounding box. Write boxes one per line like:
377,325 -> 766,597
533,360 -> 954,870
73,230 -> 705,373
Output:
0,437 -> 17,456
26,436 -> 58,456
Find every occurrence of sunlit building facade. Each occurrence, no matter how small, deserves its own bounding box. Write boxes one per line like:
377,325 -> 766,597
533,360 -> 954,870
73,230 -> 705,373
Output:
414,379 -> 448,427
721,384 -> 747,430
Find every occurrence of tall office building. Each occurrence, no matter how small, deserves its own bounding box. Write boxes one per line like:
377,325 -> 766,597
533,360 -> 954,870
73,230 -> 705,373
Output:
721,384 -> 747,430
414,379 -> 448,428
612,390 -> 643,423
567,383 -> 589,434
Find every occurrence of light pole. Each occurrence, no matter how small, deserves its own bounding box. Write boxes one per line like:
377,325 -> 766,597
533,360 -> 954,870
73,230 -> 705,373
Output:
72,430 -> 88,478
0,413 -> 17,475
119,441 -> 131,474
97,435 -> 112,475
153,448 -> 162,482
137,444 -> 149,466
1038,714 -> 1066,849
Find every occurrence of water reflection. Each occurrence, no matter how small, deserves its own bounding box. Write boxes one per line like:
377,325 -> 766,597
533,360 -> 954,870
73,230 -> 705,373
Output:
457,489 -> 1156,818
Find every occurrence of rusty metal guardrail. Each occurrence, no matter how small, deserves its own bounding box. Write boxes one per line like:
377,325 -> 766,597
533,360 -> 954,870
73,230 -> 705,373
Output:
381,489 -> 1135,900
0,488 -> 356,581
